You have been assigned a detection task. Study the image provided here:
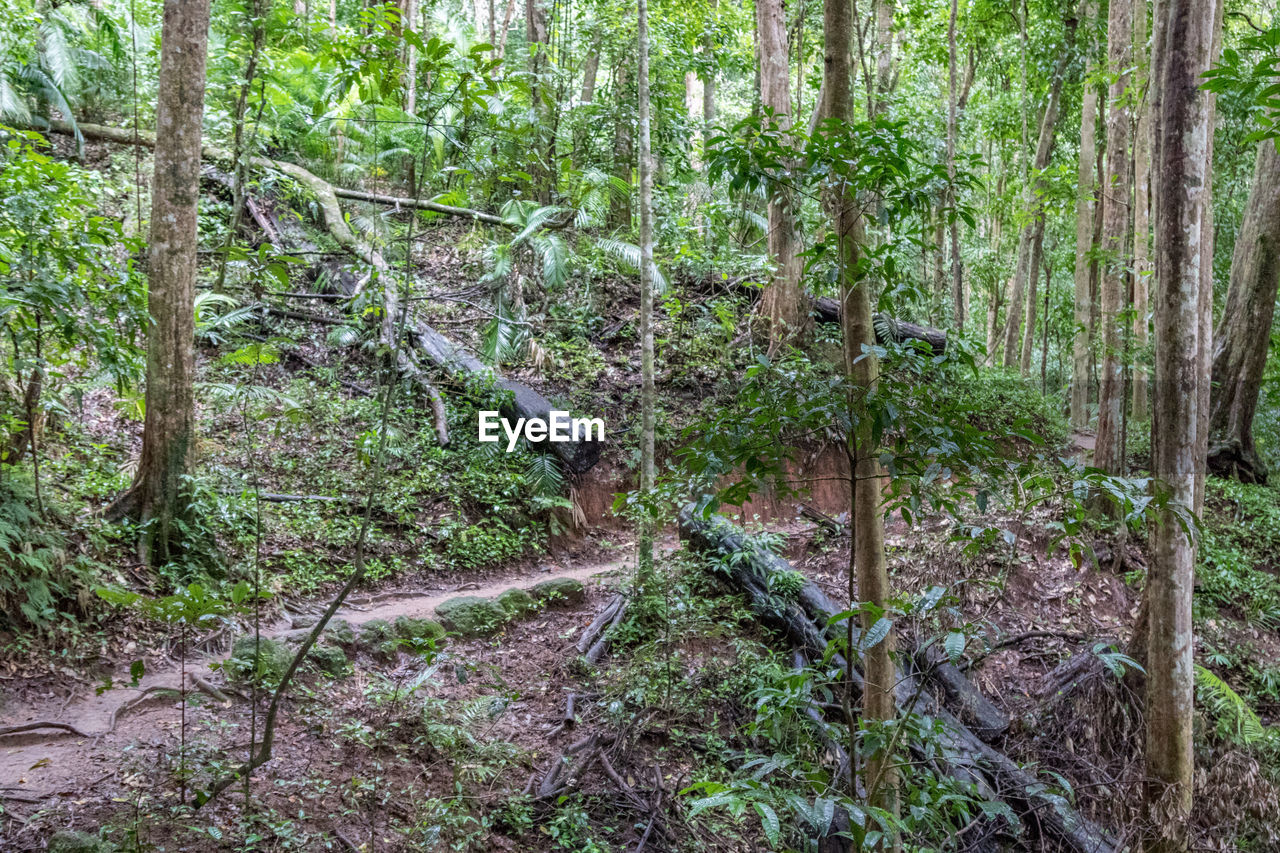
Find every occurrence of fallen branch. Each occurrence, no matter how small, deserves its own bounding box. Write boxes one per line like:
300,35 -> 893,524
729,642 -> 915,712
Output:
0,720 -> 92,739
678,505 -> 1118,853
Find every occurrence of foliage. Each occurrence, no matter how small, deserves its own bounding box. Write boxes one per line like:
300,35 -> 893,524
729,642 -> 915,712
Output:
0,472 -> 83,631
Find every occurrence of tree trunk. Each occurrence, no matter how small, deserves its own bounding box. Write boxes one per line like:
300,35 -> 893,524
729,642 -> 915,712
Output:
1132,0 -> 1152,421
823,0 -> 898,836
1070,0 -> 1102,430
495,0 -> 518,60
757,0 -> 804,348
946,0 -> 965,329
637,0 -> 656,579
1194,1 -> 1224,517
703,0 -> 718,128
1208,140 -> 1280,483
1145,0 -> 1218,847
610,63 -> 633,230
1093,0 -> 1133,476
403,0 -> 419,114
106,0 -> 213,564
1005,15 -> 1075,371
525,0 -> 551,204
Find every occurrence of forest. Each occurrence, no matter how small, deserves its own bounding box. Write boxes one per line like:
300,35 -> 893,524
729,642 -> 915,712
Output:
1,0 -> 1279,849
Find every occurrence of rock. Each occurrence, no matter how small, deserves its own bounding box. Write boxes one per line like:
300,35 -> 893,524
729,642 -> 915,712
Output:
358,619 -> 394,645
435,596 -> 509,637
394,616 -> 447,642
497,587 -> 540,618
531,578 -> 585,606
47,829 -> 115,853
326,618 -> 356,646
227,636 -> 293,686
306,644 -> 349,677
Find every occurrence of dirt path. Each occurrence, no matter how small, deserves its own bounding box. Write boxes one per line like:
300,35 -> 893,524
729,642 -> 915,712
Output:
0,541 -> 670,796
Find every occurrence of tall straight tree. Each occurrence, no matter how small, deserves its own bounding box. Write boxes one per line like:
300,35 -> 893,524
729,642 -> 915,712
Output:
636,0 -> 656,579
1070,0 -> 1101,430
822,0 -> 898,835
107,0 -> 213,563
1004,14 -> 1076,371
1131,0 -> 1152,421
757,0 -> 804,348
1207,139 -> 1280,484
946,0 -> 965,329
1093,0 -> 1132,476
1145,0 -> 1217,847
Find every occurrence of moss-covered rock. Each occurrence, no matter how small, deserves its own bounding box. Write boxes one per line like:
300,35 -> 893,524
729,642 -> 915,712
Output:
497,587 -> 540,618
325,618 -> 357,646
227,636 -> 293,685
435,596 -> 509,637
531,577 -> 585,606
358,619 -> 394,646
307,644 -> 349,676
47,830 -> 114,853
394,616 -> 446,642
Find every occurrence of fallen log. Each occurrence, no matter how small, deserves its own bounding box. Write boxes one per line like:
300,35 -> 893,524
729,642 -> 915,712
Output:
678,505 -> 1118,853
412,323 -> 602,474
812,298 -> 948,355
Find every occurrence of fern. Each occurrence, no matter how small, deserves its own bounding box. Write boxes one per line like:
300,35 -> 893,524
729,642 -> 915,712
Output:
523,454 -> 564,497
1195,665 -> 1272,746
594,236 -> 668,292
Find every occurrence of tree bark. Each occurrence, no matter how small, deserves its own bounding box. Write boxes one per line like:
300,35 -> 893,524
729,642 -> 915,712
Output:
946,0 -> 965,329
822,0 -> 898,835
1070,0 -> 1102,431
637,0 -> 656,578
1208,140 -> 1280,484
403,0 -> 420,114
1007,14 -> 1076,372
1132,0 -> 1152,421
1093,0 -> 1133,476
757,0 -> 805,349
1145,0 -> 1218,847
610,63 -> 633,230
106,0 -> 213,564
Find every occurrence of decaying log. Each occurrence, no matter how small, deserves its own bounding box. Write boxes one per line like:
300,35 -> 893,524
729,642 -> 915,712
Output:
678,505 -> 1118,853
576,593 -> 625,655
916,647 -> 1010,740
811,298 -> 948,355
412,323 -> 602,473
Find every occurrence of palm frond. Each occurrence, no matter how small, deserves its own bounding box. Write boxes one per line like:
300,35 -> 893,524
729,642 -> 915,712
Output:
523,454 -> 564,497
594,236 -> 668,293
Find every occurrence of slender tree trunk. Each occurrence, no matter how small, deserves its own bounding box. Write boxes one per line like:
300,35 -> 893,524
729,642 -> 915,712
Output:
496,0 -> 518,60
1070,0 -> 1102,430
1145,0 -> 1218,848
1132,0 -> 1152,421
106,0 -> 213,564
526,0 -> 551,203
1207,140 -> 1280,483
1194,0 -> 1224,517
403,0 -> 419,113
636,0 -> 655,582
873,0 -> 894,114
610,62 -> 633,230
1093,0 -> 1133,475
1006,14 -> 1075,371
757,0 -> 804,348
946,0 -> 964,329
822,0 -> 898,838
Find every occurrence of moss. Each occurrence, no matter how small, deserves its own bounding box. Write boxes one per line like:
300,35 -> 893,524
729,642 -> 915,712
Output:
307,644 -> 349,676
531,577 -> 585,606
394,615 -> 447,641
436,596 -> 509,637
497,587 -> 540,618
228,636 -> 294,686
47,831 -> 115,853
358,619 -> 394,646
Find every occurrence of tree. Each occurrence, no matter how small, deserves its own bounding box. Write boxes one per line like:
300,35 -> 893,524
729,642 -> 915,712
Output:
1070,0 -> 1101,431
636,0 -> 656,580
757,0 -> 804,348
822,0 -> 898,835
946,0 -> 965,330
1092,0 -> 1133,475
1207,139 -> 1280,484
1145,0 -> 1219,847
1131,0 -> 1152,421
1003,13 -> 1077,372
106,0 -> 213,564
